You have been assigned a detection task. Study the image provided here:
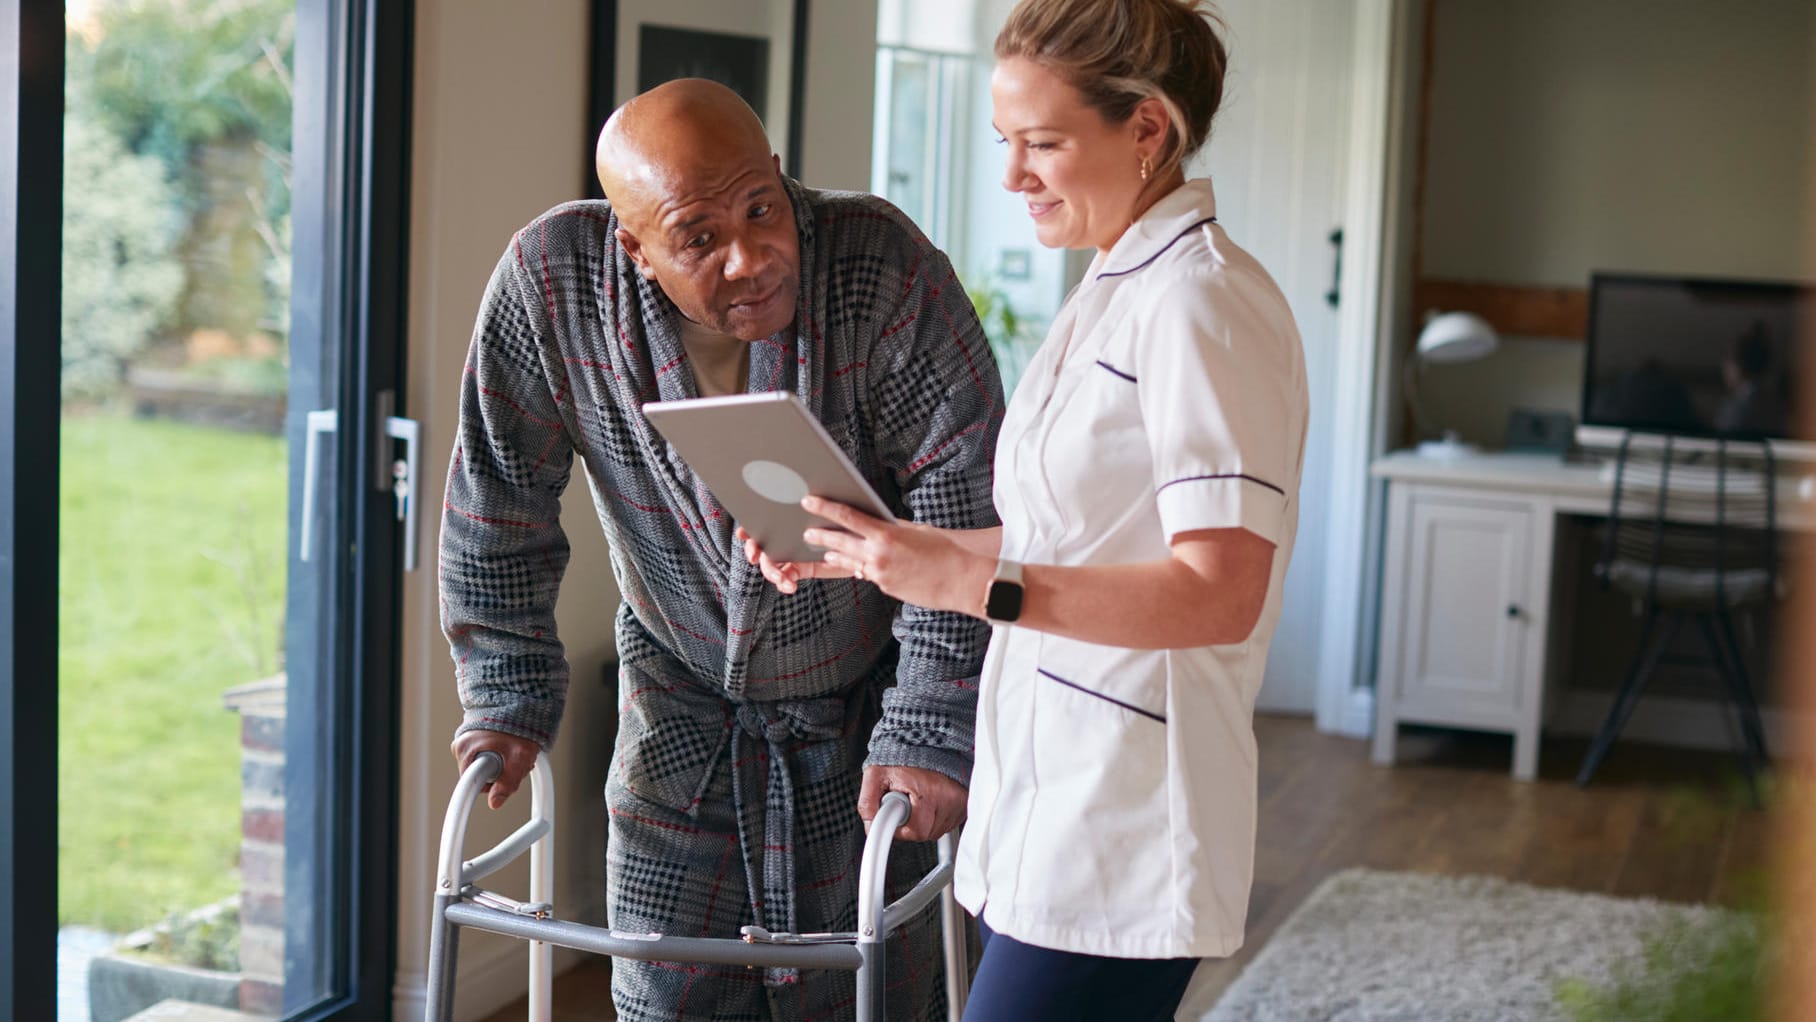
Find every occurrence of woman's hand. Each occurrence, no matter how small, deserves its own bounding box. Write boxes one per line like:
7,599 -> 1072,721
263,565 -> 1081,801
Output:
799,496 -> 993,616
736,525 -> 856,594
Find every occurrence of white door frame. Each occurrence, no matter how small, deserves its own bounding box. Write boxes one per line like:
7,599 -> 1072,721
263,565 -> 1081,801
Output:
1313,0 -> 1401,737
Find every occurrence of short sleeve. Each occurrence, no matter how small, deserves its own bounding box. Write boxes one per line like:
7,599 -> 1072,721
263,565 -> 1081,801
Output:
1133,266 -> 1307,544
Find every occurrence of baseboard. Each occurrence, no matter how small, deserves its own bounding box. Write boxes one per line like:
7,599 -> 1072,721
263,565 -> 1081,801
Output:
1552,691 -> 1805,759
1314,686 -> 1375,739
393,942 -> 592,1022
1340,688 -> 1375,739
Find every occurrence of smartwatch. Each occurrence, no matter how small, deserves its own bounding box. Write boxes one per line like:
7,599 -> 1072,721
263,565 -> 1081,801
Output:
983,559 -> 1025,624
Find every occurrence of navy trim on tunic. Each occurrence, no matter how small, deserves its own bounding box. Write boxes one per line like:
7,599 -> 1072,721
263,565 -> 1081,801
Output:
1036,668 -> 1166,723
1095,216 -> 1219,279
1094,359 -> 1137,382
1158,471 -> 1287,498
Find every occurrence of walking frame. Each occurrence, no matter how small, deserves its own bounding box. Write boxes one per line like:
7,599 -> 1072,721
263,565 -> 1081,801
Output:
425,752 -> 972,1021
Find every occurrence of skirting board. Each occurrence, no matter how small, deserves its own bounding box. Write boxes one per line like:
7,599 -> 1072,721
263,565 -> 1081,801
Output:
1310,688 -> 1376,740
1335,687 -> 1802,759
393,942 -> 593,1022
1551,691 -> 1804,759
1339,687 -> 1375,739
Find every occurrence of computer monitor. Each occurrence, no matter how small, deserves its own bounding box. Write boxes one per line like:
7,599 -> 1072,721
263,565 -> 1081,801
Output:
1577,272 -> 1812,458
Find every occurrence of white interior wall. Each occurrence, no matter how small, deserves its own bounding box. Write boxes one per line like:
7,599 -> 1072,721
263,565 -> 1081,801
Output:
800,0 -> 878,190
1355,0 -> 1428,697
1412,0 -> 1815,449
394,2 -> 878,1017
395,2 -> 609,1017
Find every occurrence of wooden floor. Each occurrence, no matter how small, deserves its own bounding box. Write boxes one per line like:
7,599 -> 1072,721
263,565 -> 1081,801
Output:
478,714 -> 1778,1021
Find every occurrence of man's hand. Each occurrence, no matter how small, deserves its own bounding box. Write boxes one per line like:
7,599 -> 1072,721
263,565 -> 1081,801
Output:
451,729 -> 541,810
859,765 -> 967,842
736,525 -> 856,594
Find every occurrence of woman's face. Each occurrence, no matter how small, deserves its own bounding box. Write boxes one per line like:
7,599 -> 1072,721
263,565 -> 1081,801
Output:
990,57 -> 1152,255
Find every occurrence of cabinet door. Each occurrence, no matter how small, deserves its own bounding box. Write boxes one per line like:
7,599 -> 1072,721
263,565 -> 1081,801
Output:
1398,495 -> 1534,722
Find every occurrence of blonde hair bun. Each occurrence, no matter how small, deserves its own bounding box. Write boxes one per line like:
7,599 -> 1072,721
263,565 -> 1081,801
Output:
995,0 -> 1229,179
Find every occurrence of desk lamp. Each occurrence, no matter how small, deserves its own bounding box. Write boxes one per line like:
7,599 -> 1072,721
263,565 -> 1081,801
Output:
1407,310 -> 1500,458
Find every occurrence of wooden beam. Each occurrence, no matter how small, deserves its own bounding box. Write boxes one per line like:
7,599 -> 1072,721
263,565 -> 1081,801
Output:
1413,277 -> 1589,341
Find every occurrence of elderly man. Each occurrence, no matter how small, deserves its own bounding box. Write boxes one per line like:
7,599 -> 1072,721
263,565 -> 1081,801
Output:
439,79 -> 1002,1021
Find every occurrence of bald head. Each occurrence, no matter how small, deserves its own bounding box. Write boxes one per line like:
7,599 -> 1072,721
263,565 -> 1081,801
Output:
596,79 -> 775,221
595,79 -> 801,341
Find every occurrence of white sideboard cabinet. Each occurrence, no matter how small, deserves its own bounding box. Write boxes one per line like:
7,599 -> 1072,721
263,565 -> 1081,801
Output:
1371,455 -> 1567,781
1370,442 -> 1816,781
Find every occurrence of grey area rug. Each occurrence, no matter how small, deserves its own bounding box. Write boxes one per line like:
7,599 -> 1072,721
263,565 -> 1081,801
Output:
1202,868 -> 1731,1022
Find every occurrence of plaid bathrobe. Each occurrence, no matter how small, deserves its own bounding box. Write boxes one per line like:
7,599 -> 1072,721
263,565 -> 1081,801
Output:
440,178 -> 1003,1021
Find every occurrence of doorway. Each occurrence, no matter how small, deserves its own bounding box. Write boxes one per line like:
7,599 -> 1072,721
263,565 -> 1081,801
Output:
5,1 -> 413,1018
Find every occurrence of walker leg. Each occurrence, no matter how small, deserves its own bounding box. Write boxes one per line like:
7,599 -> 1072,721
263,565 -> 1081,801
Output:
424,893 -> 463,1022
528,752 -> 556,1022
528,937 -> 552,1022
937,834 -> 968,1021
855,940 -> 885,1022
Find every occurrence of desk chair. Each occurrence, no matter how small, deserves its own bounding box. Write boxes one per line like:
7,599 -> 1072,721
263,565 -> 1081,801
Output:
1576,432 -> 1776,793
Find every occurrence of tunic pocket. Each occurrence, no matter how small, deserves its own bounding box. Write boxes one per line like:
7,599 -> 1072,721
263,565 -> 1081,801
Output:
1035,667 -> 1165,723
1019,640 -> 1173,920
1033,635 -> 1168,723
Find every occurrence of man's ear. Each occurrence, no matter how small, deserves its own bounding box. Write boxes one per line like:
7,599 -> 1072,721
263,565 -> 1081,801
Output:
614,226 -> 657,279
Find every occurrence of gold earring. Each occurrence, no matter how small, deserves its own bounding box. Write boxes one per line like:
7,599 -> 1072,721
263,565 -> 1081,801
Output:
1140,157 -> 1151,182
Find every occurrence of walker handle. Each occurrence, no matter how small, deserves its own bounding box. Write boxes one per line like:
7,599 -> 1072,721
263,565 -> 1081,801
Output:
431,749 -> 557,1021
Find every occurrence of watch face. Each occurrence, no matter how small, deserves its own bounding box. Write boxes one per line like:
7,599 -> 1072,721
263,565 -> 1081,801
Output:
986,579 -> 1023,622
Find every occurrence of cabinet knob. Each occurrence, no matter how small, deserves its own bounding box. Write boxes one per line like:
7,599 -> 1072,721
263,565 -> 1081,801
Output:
1506,604 -> 1522,619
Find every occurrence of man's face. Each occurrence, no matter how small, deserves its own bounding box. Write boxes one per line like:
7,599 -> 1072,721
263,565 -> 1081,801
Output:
617,153 -> 800,341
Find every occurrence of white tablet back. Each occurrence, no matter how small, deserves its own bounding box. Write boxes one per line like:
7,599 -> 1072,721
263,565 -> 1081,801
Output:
643,391 -> 896,563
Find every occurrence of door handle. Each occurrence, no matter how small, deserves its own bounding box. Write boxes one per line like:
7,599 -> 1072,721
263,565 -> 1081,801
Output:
300,400 -> 422,572
1325,227 -> 1343,308
299,409 -> 338,562
373,389 -> 423,573
301,396 -> 422,572
385,413 -> 423,572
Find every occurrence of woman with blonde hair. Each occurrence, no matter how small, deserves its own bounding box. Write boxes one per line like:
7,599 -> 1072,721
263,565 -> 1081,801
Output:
745,0 -> 1306,1016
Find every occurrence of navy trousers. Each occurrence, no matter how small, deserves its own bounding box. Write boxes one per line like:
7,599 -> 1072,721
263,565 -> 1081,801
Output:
961,917 -> 1201,1022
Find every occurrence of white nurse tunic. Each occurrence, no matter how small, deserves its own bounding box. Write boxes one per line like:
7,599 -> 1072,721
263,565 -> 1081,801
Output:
953,178 -> 1308,959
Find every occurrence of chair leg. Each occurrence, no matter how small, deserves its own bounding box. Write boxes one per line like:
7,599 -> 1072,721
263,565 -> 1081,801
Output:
1714,610 -> 1772,768
1710,611 -> 1772,811
1577,608 -> 1675,787
1695,614 -> 1765,803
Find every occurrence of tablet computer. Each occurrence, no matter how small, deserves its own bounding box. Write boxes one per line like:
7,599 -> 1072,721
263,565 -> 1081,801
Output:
643,391 -> 896,562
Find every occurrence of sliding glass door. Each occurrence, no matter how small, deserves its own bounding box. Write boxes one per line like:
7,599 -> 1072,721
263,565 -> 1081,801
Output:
6,0 -> 410,1018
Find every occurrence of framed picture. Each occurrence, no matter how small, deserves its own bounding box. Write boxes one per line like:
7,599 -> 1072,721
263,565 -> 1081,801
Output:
586,0 -> 810,197
637,25 -> 769,116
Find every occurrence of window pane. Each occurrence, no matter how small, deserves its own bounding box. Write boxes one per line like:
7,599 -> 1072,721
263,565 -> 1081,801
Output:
57,1 -> 314,1018
883,50 -> 934,229
873,43 -> 1051,394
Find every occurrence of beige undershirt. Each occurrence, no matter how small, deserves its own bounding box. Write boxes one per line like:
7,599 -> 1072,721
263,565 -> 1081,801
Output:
677,316 -> 750,397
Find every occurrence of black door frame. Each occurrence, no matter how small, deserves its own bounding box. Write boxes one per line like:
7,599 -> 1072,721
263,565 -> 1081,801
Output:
1,2 -> 64,1015
0,0 -> 411,1016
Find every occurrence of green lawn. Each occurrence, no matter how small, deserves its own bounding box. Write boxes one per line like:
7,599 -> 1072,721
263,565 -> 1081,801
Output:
60,413 -> 287,932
